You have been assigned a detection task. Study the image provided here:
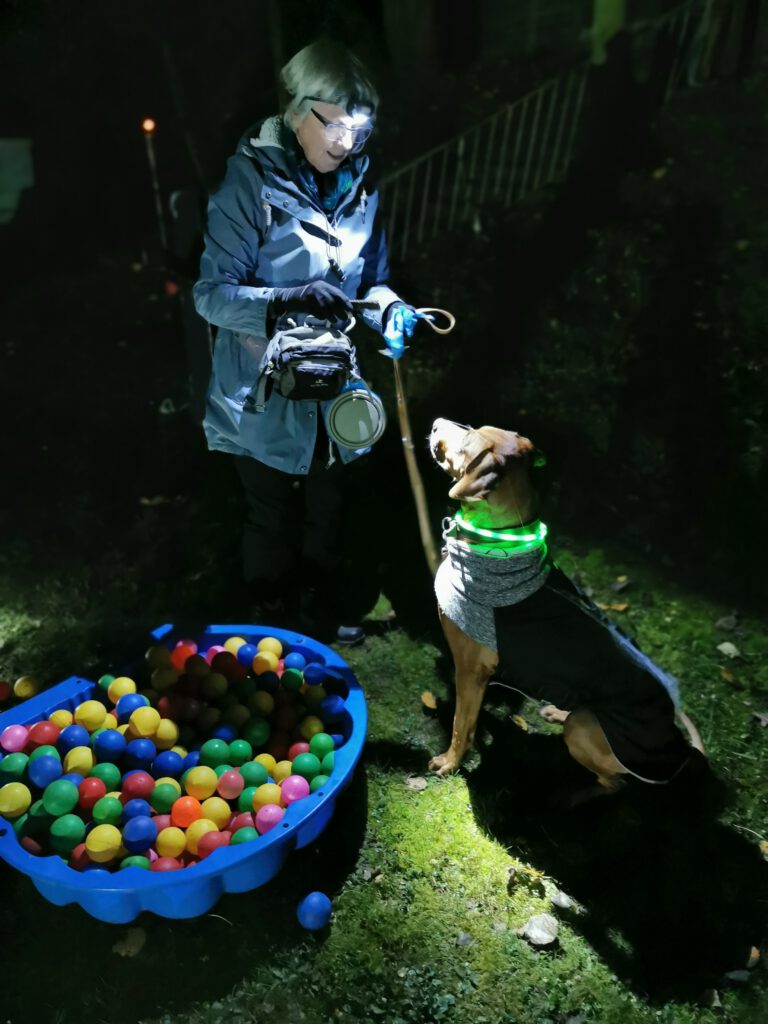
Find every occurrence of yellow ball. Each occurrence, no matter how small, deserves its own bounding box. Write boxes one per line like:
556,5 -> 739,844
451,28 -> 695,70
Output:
102,712 -> 118,730
171,745 -> 188,758
184,766 -> 218,800
201,796 -> 231,829
105,790 -> 123,801
298,715 -> 325,741
74,700 -> 107,732
224,636 -> 247,655
145,644 -> 172,670
254,753 -> 277,776
155,776 -> 182,795
302,685 -> 326,708
49,709 -> 73,728
252,650 -> 279,675
63,745 -> 94,776
14,675 -> 40,699
129,706 -> 161,738
253,782 -> 283,809
249,691 -> 274,716
107,676 -> 137,704
156,826 -> 186,858
151,666 -> 180,692
86,824 -> 122,863
185,818 -> 218,854
0,782 -> 32,818
257,636 -> 283,657
273,760 -> 293,783
154,718 -> 179,750
117,723 -> 130,736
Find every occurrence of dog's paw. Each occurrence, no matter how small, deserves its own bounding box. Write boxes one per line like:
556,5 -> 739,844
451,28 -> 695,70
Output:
539,704 -> 570,725
428,751 -> 461,776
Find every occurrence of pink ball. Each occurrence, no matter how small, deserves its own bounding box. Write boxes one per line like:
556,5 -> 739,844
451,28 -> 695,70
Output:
148,847 -> 159,862
229,811 -> 255,833
217,770 -> 245,800
1,725 -> 29,753
280,774 -> 310,806
205,645 -> 227,665
153,814 -> 172,832
255,803 -> 285,834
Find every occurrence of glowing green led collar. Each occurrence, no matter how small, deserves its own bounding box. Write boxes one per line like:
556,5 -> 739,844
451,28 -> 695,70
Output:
452,511 -> 548,555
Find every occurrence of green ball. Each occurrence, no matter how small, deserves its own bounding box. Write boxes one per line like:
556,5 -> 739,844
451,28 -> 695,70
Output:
230,826 -> 259,844
121,855 -> 151,870
29,744 -> 61,763
242,718 -> 269,748
89,762 -> 121,791
149,783 -> 178,814
321,751 -> 335,775
199,739 -> 230,768
239,761 -> 268,788
0,752 -> 30,782
92,795 -> 123,826
309,733 -> 335,760
42,779 -> 79,817
49,813 -> 86,854
97,673 -> 115,692
238,785 -> 258,812
27,799 -> 54,836
291,752 -> 322,782
228,739 -> 253,766
281,667 -> 304,692
310,774 -> 330,793
214,763 -> 234,778
12,812 -> 29,836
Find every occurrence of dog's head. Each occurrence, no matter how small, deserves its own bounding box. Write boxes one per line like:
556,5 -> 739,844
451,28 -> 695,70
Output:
429,418 -> 544,502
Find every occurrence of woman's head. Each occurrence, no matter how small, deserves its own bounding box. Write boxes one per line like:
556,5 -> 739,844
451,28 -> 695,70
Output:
281,39 -> 378,173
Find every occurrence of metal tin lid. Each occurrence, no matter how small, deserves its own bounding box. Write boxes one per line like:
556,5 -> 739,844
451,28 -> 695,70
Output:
326,388 -> 386,449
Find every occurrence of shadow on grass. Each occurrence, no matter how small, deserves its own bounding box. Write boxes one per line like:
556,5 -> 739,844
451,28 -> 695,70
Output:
0,763 -> 368,1024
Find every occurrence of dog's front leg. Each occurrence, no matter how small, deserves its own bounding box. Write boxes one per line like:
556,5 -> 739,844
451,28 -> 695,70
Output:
430,614 -> 498,776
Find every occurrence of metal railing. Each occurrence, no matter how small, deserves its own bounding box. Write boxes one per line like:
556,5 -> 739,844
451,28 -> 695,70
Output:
380,1 -> 701,262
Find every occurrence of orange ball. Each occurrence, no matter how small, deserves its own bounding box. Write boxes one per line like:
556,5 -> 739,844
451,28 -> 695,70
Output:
171,795 -> 202,828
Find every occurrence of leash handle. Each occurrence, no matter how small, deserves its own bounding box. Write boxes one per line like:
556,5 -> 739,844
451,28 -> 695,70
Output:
414,307 -> 456,335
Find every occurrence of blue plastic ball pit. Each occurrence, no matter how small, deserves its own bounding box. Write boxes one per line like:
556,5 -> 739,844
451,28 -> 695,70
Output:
0,624 -> 367,924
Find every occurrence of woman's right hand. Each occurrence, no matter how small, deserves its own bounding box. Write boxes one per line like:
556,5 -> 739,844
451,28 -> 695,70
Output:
271,280 -> 353,319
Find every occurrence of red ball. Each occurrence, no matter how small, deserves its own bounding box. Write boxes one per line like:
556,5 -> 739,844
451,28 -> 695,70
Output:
170,643 -> 196,672
210,651 -> 239,679
229,812 -> 255,833
153,814 -> 172,832
163,279 -> 180,297
78,776 -> 107,810
20,836 -> 43,856
121,770 -> 155,801
198,830 -> 231,858
288,742 -> 310,761
151,856 -> 182,871
69,843 -> 91,871
27,721 -> 61,749
0,680 -> 12,702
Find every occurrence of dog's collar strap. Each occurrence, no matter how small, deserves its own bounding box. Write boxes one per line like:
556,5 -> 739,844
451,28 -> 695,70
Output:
448,511 -> 548,555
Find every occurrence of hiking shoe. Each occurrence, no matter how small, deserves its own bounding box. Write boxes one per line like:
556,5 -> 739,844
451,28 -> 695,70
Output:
335,624 -> 366,647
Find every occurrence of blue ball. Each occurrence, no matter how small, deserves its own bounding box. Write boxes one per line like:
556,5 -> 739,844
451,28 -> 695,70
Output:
296,891 -> 332,930
319,695 -> 345,721
58,724 -> 90,753
236,643 -> 258,667
182,751 -> 200,771
28,754 -> 63,789
115,692 -> 149,723
122,798 -> 152,821
283,652 -> 306,671
152,750 -> 183,778
329,733 -> 344,748
303,662 -> 327,686
302,649 -> 325,666
122,815 -> 157,854
211,724 -> 237,743
94,729 -> 127,764
125,738 -> 156,771
60,773 -> 84,787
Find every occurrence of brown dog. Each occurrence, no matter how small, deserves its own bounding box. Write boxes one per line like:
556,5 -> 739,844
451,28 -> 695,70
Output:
429,417 -> 704,800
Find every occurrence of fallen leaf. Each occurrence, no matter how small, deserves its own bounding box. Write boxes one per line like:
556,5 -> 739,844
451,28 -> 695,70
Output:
519,913 -> 559,946
746,946 -> 760,969
511,714 -> 529,732
405,775 -> 427,791
421,690 -> 437,710
608,602 -> 630,613
717,641 -> 740,659
112,927 -> 146,958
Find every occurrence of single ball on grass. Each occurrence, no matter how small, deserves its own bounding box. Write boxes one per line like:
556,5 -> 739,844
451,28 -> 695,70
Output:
296,892 -> 332,930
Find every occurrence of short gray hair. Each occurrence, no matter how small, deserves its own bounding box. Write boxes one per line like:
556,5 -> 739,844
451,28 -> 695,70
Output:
281,39 -> 379,126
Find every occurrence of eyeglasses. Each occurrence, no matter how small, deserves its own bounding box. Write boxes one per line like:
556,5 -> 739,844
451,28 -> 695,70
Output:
310,108 -> 373,153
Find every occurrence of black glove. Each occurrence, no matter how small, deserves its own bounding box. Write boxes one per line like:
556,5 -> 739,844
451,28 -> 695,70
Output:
270,280 -> 353,320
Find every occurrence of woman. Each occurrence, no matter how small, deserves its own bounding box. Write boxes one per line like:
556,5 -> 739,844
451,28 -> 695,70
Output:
194,39 -> 411,644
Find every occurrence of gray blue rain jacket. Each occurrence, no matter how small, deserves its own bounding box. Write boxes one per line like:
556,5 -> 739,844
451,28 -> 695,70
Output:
193,116 -> 402,473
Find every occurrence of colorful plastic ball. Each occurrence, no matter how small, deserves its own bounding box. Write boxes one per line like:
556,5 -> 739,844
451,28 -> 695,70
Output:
29,744 -> 60,764
185,817 -> 217,854
123,815 -> 157,853
204,644 -> 227,666
74,700 -> 107,732
63,745 -> 94,776
152,750 -> 183,778
0,680 -> 12,703
184,653 -> 210,678
122,798 -> 152,820
151,666 -> 179,692
170,643 -> 197,672
251,650 -> 278,676
13,675 -> 41,700
321,752 -> 335,775
288,741 -> 310,761
229,811 -> 255,833
310,774 -> 329,793
256,670 -> 280,694
49,709 -> 74,729
291,752 -> 322,782
86,823 -> 122,863
197,739 -> 230,769
91,795 -> 122,828
129,706 -> 161,739
302,662 -> 327,686
249,691 -> 275,717
254,752 -> 277,775
280,774 -> 310,805
283,652 -> 306,672
152,856 -> 182,871
125,738 -> 157,771
199,672 -> 228,701
116,692 -> 149,723
121,855 -> 151,870
157,826 -> 186,858
242,718 -> 270,749
198,829 -> 231,858
234,643 -> 256,669
257,636 -> 283,656
281,667 -> 304,692
302,685 -> 326,709
238,786 -> 258,812
0,782 -> 32,818
28,754 -> 63,789
309,732 -> 336,760
273,760 -> 293,783
154,776 -> 182,795
97,673 -> 115,693
61,773 -> 86,787
230,826 -> 259,844
107,676 -> 137,704
49,813 -> 86,854
211,724 -> 238,744
102,712 -> 118,730
255,802 -> 285,834
239,761 -> 269,788
253,782 -> 282,810
185,766 -> 218,800
1,725 -> 29,753
154,718 -> 179,751
42,778 -> 78,816
27,721 -> 61,749
91,730 -> 126,765
88,762 -> 122,791
227,739 -> 253,767
78,776 -> 107,810
69,842 -> 91,871
211,650 -> 240,678
121,770 -> 155,801
296,891 -> 332,930
171,795 -> 202,828
201,796 -> 231,829
217,770 -> 245,801
146,645 -> 172,670
299,715 -> 325,741
224,635 -> 247,655
214,764 -> 234,779
0,752 -> 29,781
